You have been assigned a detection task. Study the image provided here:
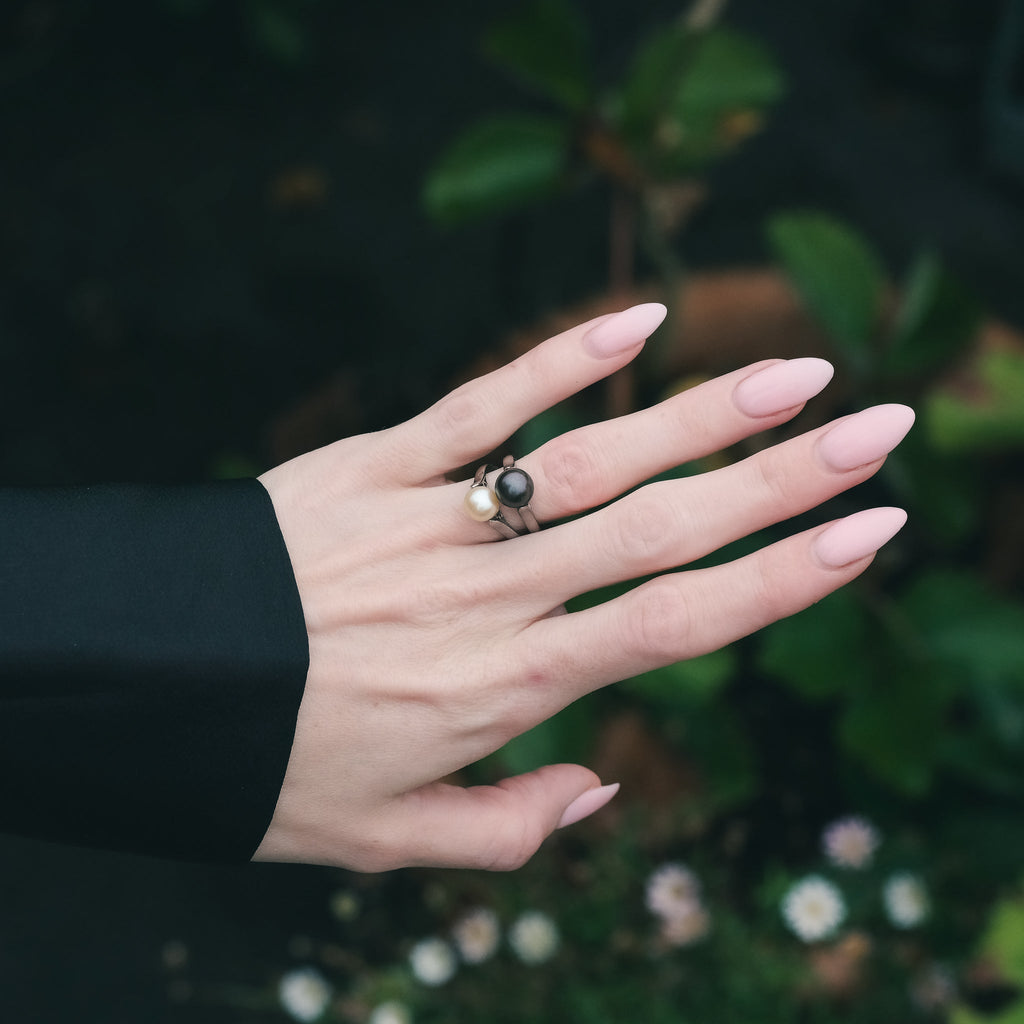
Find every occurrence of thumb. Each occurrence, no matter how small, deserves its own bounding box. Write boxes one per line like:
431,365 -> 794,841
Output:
393,765 -> 619,871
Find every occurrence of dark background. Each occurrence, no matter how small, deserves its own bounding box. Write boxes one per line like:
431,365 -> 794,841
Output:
1,0 -> 1020,1020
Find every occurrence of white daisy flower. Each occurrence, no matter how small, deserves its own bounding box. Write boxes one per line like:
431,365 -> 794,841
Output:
883,873 -> 929,929
508,910 -> 560,965
409,937 -> 457,986
369,1000 -> 413,1024
451,907 -> 501,964
645,863 -> 701,920
660,902 -> 711,947
278,967 -> 332,1023
822,816 -> 880,870
781,875 -> 847,943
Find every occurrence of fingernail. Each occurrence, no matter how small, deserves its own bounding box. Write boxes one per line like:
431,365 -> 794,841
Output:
557,783 -> 620,828
732,358 -> 835,417
583,303 -> 667,358
818,404 -> 916,471
813,507 -> 908,568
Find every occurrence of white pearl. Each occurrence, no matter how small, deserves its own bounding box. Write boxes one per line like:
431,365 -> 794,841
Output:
464,486 -> 500,521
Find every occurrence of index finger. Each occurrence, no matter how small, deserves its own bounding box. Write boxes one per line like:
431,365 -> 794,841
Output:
381,303 -> 668,480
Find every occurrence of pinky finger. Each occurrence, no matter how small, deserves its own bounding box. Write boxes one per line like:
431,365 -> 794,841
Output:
526,507 -> 908,700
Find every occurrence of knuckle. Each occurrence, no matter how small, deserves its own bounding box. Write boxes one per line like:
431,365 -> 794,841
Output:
626,579 -> 692,663
539,436 -> 601,512
669,392 -> 717,451
613,487 -> 678,567
748,550 -> 789,614
481,811 -> 546,873
506,350 -> 547,393
431,383 -> 486,440
750,447 -> 797,507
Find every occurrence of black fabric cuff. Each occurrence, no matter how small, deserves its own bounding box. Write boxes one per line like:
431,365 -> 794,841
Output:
0,479 -> 309,862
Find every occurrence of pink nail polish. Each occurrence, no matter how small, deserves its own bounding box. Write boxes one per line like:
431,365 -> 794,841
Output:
813,507 -> 908,568
818,404 -> 916,471
583,303 -> 667,358
557,783 -> 620,828
732,358 -> 835,417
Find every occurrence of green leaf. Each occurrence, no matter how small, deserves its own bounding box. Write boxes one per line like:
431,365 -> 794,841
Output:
483,0 -> 591,112
890,429 -> 982,544
925,349 -> 1024,453
673,27 -> 785,120
885,251 -> 982,380
757,589 -> 871,699
616,26 -> 783,171
839,666 -> 952,795
981,892 -> 1024,987
942,731 -> 1024,796
766,211 -> 886,373
899,569 -> 1024,688
423,115 -> 569,225
623,648 -> 738,707
617,25 -> 697,143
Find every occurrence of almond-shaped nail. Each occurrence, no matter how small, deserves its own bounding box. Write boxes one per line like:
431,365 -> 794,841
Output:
732,358 -> 835,417
818,404 -> 915,471
813,507 -> 908,568
557,783 -> 620,829
583,303 -> 667,358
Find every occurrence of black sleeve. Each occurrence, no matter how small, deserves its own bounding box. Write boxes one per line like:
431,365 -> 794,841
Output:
0,478 -> 309,862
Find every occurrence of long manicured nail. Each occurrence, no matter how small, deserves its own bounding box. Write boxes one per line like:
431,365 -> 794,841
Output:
813,507 -> 908,568
732,358 -> 835,417
818,404 -> 915,471
583,303 -> 667,358
557,783 -> 620,828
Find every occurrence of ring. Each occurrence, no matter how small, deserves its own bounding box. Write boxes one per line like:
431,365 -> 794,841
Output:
464,455 -> 539,538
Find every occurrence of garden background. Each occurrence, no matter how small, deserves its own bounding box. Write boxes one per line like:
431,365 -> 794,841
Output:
2,1 -> 1024,1021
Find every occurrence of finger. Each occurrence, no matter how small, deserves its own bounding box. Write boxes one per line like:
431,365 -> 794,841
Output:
520,356 -> 836,522
382,303 -> 668,481
518,507 -> 908,702
389,765 -> 614,870
512,403 -> 914,603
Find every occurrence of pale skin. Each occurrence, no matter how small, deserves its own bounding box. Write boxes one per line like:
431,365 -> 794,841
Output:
254,303 -> 914,873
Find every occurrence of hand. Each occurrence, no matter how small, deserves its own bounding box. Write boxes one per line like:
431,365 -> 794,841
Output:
253,304 -> 913,871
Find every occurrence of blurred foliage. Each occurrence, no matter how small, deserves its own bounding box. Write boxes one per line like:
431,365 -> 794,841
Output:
763,211 -> 1024,807
423,0 -> 783,227
422,0 -> 785,402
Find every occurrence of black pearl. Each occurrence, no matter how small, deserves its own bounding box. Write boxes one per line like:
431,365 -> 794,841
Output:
494,467 -> 534,508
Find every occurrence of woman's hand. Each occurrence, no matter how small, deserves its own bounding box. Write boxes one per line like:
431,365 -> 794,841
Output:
253,304 -> 913,872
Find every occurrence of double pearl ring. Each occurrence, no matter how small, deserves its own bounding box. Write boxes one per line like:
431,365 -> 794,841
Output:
464,455 -> 539,538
